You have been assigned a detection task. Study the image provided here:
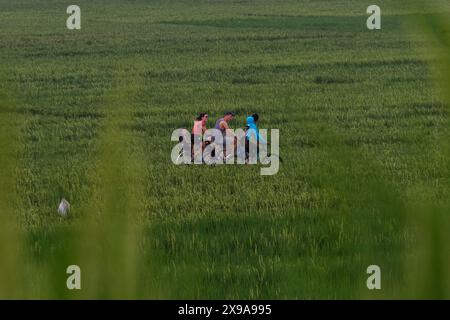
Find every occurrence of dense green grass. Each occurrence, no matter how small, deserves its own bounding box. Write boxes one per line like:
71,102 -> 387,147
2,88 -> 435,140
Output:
0,0 -> 449,299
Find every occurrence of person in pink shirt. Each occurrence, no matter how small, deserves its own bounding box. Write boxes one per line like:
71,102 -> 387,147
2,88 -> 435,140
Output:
192,112 -> 208,136
192,112 -> 209,150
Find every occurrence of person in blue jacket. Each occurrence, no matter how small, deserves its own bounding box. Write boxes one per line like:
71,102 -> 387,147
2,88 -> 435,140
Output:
245,113 -> 268,161
246,113 -> 267,144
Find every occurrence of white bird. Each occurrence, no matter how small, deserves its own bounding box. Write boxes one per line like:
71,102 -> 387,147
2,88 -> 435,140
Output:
58,198 -> 70,217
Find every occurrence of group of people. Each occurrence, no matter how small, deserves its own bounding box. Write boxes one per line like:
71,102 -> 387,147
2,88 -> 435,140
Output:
190,111 -> 267,160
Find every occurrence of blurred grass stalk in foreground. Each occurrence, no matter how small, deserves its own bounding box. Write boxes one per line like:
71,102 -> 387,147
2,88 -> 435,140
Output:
404,2 -> 450,299
68,72 -> 145,298
0,68 -> 24,298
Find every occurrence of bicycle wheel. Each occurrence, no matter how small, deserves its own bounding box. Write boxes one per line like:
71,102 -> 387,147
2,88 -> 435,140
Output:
176,151 -> 192,165
260,153 -> 282,164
